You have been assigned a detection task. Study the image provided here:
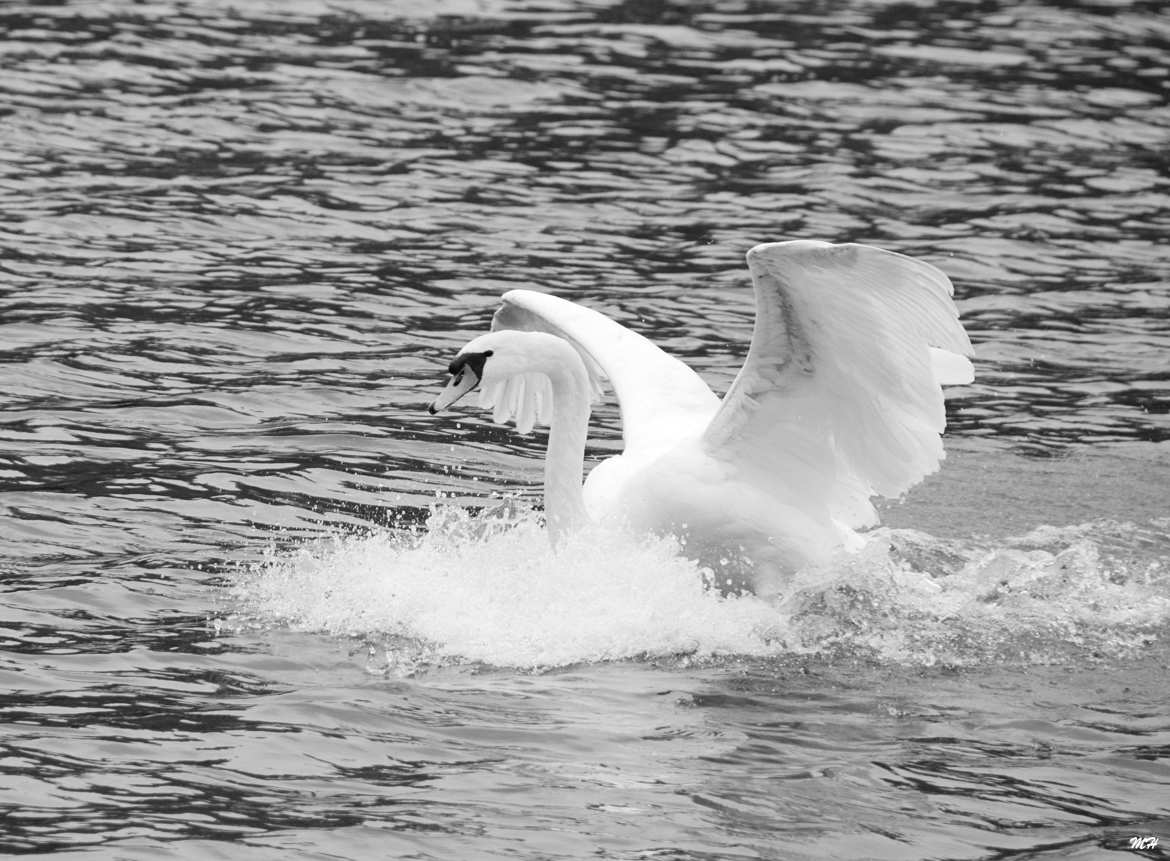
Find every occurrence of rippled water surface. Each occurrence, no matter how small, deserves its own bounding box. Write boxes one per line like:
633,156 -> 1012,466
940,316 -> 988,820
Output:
2,0 -> 1169,858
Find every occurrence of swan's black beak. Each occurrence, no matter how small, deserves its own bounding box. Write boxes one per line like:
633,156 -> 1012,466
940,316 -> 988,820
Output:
428,349 -> 493,415
428,367 -> 482,414
429,370 -> 477,414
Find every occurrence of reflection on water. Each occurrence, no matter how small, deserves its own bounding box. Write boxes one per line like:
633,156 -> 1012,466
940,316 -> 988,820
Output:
1,0 -> 1168,858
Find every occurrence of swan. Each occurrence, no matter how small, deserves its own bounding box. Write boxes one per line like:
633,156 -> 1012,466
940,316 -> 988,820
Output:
428,240 -> 974,595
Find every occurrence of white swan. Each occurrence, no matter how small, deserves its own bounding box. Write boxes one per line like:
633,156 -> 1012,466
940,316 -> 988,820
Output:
429,240 -> 974,595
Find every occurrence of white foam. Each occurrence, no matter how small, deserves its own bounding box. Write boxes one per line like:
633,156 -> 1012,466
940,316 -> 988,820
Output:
229,504 -> 783,669
227,506 -> 1170,670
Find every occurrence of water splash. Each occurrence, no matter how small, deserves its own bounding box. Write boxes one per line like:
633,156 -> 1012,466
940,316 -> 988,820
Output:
228,503 -> 782,669
227,505 -> 1169,671
779,522 -> 1169,666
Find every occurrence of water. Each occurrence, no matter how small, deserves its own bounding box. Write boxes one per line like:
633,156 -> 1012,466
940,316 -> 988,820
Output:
2,0 -> 1169,857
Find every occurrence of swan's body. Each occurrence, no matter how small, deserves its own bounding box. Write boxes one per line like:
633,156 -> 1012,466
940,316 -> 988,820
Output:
430,240 -> 974,595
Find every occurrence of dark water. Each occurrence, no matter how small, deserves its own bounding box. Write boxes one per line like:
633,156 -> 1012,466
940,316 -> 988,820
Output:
2,1 -> 1169,858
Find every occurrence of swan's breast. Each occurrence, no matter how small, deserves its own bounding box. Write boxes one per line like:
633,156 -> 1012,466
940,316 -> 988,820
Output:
586,444 -> 851,594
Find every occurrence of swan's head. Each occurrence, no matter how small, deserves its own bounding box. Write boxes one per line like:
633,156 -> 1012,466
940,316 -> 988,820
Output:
428,335 -> 495,415
429,330 -> 580,418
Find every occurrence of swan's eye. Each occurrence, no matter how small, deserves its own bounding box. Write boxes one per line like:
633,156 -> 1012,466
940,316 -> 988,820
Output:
448,349 -> 493,385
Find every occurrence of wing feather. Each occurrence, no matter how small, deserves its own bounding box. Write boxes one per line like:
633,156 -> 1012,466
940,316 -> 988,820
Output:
490,290 -> 719,452
701,241 -> 974,529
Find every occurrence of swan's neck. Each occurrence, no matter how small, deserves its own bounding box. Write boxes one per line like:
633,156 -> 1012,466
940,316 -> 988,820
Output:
542,349 -> 592,542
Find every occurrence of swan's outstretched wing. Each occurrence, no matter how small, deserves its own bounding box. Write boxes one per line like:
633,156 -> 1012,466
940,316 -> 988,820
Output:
702,241 -> 974,529
490,290 -> 719,452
